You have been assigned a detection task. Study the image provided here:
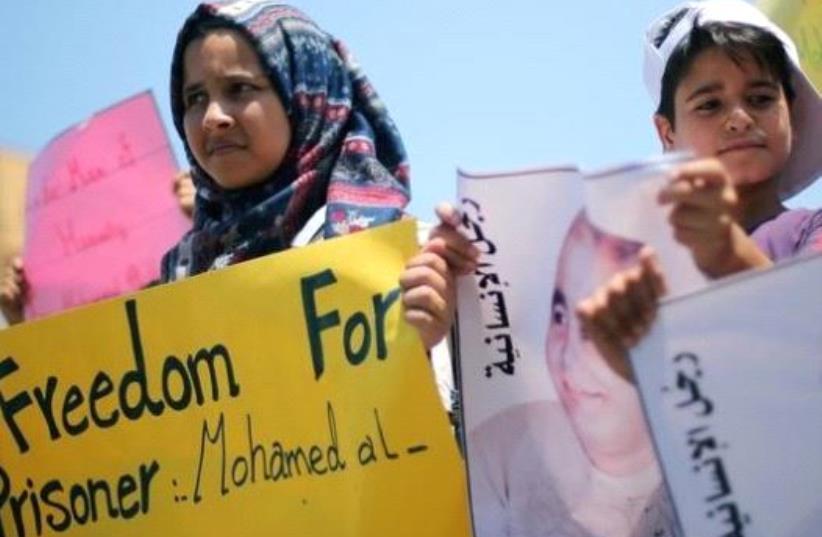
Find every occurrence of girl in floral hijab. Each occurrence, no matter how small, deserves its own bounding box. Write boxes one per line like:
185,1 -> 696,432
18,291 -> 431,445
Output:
162,0 -> 477,348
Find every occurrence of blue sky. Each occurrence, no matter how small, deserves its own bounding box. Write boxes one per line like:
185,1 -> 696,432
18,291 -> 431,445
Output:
1,0 -> 819,219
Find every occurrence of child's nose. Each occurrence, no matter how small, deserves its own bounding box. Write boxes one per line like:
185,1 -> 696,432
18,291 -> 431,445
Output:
203,100 -> 234,130
724,105 -> 755,134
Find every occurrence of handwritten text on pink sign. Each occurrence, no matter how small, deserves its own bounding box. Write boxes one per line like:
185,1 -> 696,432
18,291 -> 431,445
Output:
24,91 -> 190,319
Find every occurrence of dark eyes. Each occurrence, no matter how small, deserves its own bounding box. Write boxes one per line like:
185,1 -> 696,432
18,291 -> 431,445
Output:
693,93 -> 777,115
552,303 -> 568,326
551,290 -> 568,327
182,82 -> 262,110
694,98 -> 720,113
747,93 -> 776,108
228,82 -> 258,96
183,90 -> 207,110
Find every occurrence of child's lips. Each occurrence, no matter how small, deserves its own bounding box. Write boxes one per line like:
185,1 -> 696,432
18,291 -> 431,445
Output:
562,377 -> 605,405
718,139 -> 767,154
207,140 -> 245,155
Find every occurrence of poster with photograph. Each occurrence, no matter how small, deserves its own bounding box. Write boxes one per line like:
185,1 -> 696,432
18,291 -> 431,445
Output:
457,156 -> 703,537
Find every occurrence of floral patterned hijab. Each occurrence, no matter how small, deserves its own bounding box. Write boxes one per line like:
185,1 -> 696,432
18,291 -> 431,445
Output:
161,0 -> 410,281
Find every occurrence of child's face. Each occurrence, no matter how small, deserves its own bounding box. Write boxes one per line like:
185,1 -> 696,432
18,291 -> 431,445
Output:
655,47 -> 792,188
545,217 -> 652,472
182,29 -> 292,190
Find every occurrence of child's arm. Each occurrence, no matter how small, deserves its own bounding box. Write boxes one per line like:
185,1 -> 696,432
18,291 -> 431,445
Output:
401,203 -> 479,350
575,248 -> 667,382
659,158 -> 772,278
0,257 -> 27,326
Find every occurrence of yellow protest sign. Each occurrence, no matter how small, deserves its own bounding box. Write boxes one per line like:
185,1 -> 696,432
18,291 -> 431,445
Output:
759,0 -> 822,88
0,220 -> 470,537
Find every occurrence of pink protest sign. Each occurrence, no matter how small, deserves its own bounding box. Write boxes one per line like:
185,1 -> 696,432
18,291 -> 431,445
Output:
23,91 -> 190,319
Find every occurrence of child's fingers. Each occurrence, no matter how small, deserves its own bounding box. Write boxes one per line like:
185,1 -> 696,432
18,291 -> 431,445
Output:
401,285 -> 449,322
613,275 -> 655,347
670,218 -> 732,248
0,280 -> 18,303
668,204 -> 733,234
669,158 -> 730,187
403,309 -> 437,332
401,249 -> 457,350
625,269 -> 661,340
434,202 -> 462,228
601,274 -> 640,341
399,264 -> 449,299
578,301 -> 634,381
658,178 -> 735,210
658,158 -> 736,208
589,286 -> 632,346
0,265 -> 25,323
173,170 -> 193,191
424,232 -> 479,275
9,258 -> 28,293
400,252 -> 455,317
638,247 -> 667,297
404,251 -> 448,276
403,309 -> 448,350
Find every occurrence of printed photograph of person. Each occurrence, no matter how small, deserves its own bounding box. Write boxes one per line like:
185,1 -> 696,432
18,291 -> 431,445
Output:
468,210 -> 680,537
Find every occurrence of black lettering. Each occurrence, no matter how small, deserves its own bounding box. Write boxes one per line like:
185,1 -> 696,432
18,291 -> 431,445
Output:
247,414 -> 270,483
343,312 -> 371,365
8,488 -> 27,537
0,467 -> 7,537
284,448 -> 308,478
69,484 -> 89,525
26,479 -> 42,537
162,356 -> 192,411
41,480 -> 70,532
62,386 -> 89,436
138,461 -> 159,514
186,345 -> 240,405
119,300 -> 165,420
32,377 -> 61,441
358,436 -> 377,465
88,372 -> 118,428
231,456 -> 248,487
193,414 -> 226,503
87,478 -> 118,521
372,288 -> 400,360
326,402 -> 346,472
375,408 -> 399,460
301,269 -> 340,379
116,475 -> 139,519
0,357 -> 34,454
308,446 -> 327,475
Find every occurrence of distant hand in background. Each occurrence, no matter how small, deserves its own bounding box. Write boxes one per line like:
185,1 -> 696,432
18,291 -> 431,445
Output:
0,257 -> 27,326
174,170 -> 196,220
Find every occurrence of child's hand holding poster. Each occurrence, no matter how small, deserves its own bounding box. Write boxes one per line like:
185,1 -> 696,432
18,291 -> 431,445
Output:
23,91 -> 190,319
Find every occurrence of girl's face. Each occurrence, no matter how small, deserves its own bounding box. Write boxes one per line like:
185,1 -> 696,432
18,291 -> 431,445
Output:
655,46 -> 793,188
182,29 -> 292,190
